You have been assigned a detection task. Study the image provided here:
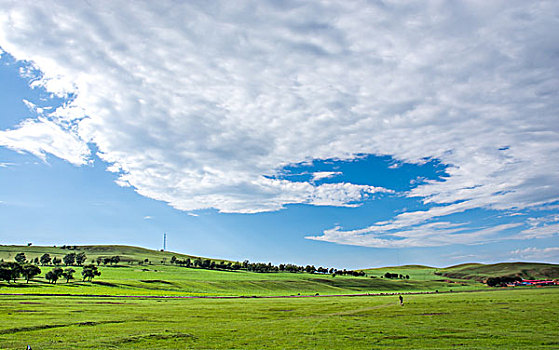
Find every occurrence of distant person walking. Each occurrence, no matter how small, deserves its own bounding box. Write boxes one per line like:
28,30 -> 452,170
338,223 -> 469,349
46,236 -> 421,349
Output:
399,295 -> 404,305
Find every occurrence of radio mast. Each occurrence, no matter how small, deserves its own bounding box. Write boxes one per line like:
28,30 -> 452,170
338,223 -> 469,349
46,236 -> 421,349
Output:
163,233 -> 167,251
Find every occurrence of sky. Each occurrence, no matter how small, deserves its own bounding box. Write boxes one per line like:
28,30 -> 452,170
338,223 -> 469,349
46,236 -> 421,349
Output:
0,1 -> 558,269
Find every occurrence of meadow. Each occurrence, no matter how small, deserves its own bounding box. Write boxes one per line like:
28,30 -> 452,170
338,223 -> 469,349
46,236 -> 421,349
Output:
0,263 -> 481,297
1,245 -> 483,297
1,288 -> 557,349
2,245 -> 558,349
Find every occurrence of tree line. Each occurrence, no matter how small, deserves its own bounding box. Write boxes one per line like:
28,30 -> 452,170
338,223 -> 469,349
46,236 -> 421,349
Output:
170,256 -> 366,276
0,252 -> 101,284
383,272 -> 410,279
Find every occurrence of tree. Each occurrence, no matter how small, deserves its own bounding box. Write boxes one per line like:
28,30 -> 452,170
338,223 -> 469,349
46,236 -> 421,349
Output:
0,262 -> 22,283
82,264 -> 101,281
40,253 -> 52,266
75,252 -> 87,266
52,257 -> 62,266
33,257 -> 39,264
53,267 -> 63,283
96,257 -> 103,266
63,253 -> 76,266
21,264 -> 41,283
45,271 -> 56,284
111,256 -> 120,265
46,267 -> 64,284
170,256 -> 177,264
62,268 -> 76,283
14,252 -> 26,264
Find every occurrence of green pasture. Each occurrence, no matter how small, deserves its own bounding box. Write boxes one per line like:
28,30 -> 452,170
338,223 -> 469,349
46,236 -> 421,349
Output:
2,245 -> 557,297
0,263 -> 479,297
1,245 -> 485,296
1,288 -> 557,349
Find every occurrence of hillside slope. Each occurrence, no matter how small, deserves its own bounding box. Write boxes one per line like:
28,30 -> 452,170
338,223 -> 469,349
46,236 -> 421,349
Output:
0,244 -> 481,296
438,262 -> 559,281
0,244 -> 208,265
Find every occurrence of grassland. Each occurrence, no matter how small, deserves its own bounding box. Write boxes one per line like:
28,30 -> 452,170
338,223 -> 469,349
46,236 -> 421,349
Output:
1,261 -> 479,297
2,244 -> 558,349
1,245 -> 485,296
1,288 -> 557,349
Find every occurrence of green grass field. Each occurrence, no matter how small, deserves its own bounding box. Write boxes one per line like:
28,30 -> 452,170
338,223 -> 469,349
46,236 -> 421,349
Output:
2,244 -> 558,348
1,263 -> 481,297
1,245 -> 486,296
1,288 -> 557,349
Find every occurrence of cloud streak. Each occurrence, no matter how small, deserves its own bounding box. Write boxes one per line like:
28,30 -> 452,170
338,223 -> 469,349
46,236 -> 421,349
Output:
0,1 -> 558,246
510,247 -> 559,261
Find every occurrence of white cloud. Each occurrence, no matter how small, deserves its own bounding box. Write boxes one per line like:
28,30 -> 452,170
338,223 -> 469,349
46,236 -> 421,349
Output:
306,222 -> 523,248
0,1 -> 558,244
510,247 -> 559,261
0,118 -> 90,166
143,216 -> 152,220
311,171 -> 341,182
510,214 -> 559,239
517,223 -> 559,240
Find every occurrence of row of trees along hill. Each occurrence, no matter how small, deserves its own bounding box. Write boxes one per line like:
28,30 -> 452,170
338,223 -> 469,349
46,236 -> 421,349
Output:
0,252 -> 101,284
36,252 -> 88,266
31,252 -> 121,267
44,265 -> 101,283
383,273 -> 410,279
170,256 -> 366,276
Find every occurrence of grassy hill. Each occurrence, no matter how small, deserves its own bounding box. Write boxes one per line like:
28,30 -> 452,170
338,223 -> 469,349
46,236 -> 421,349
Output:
2,245 -> 557,297
0,244 -> 482,296
0,244 -> 205,266
438,262 -> 559,281
360,265 -> 440,281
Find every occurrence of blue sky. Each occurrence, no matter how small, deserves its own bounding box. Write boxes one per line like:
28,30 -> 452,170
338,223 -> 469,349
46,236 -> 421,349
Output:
0,1 -> 558,268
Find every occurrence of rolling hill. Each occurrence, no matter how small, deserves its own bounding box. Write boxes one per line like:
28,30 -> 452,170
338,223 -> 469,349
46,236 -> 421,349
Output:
1,244 -> 557,297
437,262 -> 559,281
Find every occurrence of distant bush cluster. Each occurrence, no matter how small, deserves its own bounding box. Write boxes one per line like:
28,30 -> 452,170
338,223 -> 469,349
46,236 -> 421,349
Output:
486,276 -> 522,287
95,256 -> 121,266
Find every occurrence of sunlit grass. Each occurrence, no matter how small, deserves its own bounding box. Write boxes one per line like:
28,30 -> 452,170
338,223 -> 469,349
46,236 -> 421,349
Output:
1,288 -> 557,349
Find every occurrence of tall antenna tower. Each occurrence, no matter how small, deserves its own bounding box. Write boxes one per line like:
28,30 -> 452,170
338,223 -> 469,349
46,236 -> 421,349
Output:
163,233 -> 167,251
